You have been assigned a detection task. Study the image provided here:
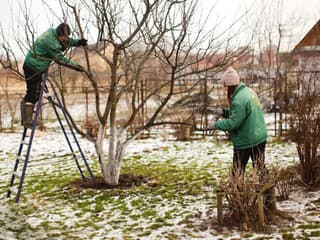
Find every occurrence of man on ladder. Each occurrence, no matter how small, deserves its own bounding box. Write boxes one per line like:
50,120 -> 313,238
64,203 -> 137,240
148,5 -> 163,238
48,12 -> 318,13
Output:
21,22 -> 88,128
8,23 -> 96,202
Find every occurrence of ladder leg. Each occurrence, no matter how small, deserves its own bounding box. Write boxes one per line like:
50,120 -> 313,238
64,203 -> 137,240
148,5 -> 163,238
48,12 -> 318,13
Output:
16,75 -> 48,203
7,128 -> 28,198
10,74 -> 47,202
47,79 -> 97,185
47,96 -> 86,181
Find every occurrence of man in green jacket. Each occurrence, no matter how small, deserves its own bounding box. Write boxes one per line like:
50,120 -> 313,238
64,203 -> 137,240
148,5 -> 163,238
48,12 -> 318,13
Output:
21,23 -> 87,128
210,67 -> 268,178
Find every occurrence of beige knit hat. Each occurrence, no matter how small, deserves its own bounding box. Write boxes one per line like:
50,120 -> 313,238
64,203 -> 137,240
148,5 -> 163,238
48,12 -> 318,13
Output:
221,67 -> 240,86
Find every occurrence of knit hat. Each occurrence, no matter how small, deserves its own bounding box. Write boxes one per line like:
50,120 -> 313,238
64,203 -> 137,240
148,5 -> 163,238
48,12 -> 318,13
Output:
221,67 -> 240,86
56,23 -> 71,37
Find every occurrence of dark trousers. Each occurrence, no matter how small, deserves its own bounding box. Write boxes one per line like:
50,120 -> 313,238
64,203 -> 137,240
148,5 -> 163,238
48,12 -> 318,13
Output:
232,141 -> 267,179
23,63 -> 44,104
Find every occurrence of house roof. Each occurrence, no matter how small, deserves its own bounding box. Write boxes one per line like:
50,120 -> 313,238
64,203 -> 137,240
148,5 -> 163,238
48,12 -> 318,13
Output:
293,19 -> 320,52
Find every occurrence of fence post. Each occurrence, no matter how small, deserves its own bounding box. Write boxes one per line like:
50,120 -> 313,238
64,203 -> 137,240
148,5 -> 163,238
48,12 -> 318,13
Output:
216,191 -> 223,223
257,193 -> 265,227
85,87 -> 88,125
0,94 -> 2,131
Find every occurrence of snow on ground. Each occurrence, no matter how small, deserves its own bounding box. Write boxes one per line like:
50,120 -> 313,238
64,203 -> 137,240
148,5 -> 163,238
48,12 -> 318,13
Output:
0,114 -> 319,239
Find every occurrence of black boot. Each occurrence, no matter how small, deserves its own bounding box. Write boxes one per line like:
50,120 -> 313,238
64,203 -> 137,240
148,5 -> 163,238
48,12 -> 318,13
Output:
20,101 -> 35,128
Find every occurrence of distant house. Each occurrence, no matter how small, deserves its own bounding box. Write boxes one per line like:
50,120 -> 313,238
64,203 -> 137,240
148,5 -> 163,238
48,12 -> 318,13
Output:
289,19 -> 320,96
292,19 -> 320,71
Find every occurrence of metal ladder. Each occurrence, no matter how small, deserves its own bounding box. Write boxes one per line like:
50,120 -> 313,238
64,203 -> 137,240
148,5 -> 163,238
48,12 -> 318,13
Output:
7,73 -> 97,202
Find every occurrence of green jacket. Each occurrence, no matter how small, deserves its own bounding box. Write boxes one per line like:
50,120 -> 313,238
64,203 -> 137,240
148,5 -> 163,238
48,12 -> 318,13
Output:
24,28 -> 80,72
215,83 -> 268,149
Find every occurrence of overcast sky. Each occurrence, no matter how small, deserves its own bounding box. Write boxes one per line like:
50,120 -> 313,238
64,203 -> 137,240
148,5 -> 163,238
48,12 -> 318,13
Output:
1,0 -> 319,58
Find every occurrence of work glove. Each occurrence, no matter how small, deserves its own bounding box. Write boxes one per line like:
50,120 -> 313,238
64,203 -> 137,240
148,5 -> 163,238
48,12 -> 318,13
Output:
207,119 -> 216,130
214,108 -> 229,118
213,108 -> 224,116
78,38 -> 88,47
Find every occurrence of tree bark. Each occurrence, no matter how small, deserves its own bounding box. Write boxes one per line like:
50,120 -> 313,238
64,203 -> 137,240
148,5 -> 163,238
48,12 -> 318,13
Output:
95,123 -> 108,182
106,127 -> 126,185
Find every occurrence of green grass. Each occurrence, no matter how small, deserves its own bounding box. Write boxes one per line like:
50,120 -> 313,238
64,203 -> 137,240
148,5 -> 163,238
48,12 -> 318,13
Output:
298,223 -> 320,230
0,140 -> 318,239
3,152 -> 216,238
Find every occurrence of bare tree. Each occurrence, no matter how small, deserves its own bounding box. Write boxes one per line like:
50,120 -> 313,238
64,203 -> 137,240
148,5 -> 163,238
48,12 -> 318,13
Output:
288,71 -> 320,187
1,0 -> 253,185
0,24 -> 25,130
254,0 -> 301,136
39,0 -> 184,185
59,0 -> 253,185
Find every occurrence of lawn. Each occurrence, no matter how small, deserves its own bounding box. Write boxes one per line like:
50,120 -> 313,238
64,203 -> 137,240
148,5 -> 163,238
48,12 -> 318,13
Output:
0,130 -> 319,240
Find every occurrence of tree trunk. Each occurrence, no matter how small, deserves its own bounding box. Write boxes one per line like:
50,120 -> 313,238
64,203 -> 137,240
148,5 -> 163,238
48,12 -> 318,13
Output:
106,126 -> 125,185
95,123 -> 126,186
95,123 -> 108,182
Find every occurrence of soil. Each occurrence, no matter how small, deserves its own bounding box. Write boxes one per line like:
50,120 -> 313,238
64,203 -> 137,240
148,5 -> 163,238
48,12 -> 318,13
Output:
69,174 -> 153,190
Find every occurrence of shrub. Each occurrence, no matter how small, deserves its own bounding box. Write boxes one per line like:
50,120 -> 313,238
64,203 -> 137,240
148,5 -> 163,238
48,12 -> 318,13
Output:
218,172 -> 276,231
288,78 -> 320,188
273,167 -> 296,201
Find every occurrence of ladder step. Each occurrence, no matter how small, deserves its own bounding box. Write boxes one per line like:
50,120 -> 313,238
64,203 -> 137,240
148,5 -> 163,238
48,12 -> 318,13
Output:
8,187 -> 18,195
13,171 -> 22,178
21,140 -> 29,145
17,156 -> 24,162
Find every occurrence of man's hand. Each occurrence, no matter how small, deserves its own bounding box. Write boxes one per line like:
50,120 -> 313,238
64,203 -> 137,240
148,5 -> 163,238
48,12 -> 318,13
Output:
78,39 -> 88,47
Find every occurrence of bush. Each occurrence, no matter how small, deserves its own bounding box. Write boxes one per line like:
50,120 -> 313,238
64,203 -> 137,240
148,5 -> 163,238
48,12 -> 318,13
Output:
218,172 -> 276,231
273,167 -> 296,201
288,80 -> 320,188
